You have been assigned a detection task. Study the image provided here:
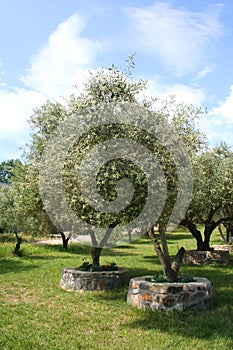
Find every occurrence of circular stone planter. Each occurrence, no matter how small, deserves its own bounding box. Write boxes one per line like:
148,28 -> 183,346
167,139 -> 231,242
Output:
183,250 -> 229,265
60,267 -> 130,291
127,276 -> 212,312
212,244 -> 233,253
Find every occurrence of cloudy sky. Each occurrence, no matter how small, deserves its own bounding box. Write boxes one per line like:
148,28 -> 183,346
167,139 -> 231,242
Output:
0,0 -> 233,162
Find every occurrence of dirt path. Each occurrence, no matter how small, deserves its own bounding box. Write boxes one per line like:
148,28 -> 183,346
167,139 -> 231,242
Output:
32,236 -> 91,245
32,238 -> 62,245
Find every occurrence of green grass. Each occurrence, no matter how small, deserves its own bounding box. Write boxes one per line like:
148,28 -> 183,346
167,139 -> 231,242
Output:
0,229 -> 233,350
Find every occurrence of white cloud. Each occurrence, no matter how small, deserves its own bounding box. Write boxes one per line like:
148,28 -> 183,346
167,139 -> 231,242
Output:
0,61 -> 5,87
195,65 -> 215,81
210,85 -> 233,124
198,85 -> 233,147
127,3 -> 223,76
0,88 -> 45,135
140,77 -> 206,106
0,87 -> 46,160
21,13 -> 102,98
0,6 -> 229,160
0,13 -> 103,160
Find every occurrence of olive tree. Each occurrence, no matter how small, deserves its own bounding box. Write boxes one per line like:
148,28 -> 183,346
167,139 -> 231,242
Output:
0,184 -> 15,232
27,59 -> 205,280
0,158 -> 57,255
36,63 -> 148,261
0,159 -> 23,183
181,144 -> 233,250
146,97 -> 205,280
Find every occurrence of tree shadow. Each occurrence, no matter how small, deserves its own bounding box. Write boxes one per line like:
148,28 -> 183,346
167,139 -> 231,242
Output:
88,286 -> 129,304
36,242 -> 91,255
103,248 -> 138,257
125,264 -> 233,345
35,242 -> 138,257
126,302 -> 233,346
133,233 -> 195,248
130,235 -> 151,245
166,234 -> 194,243
24,254 -> 72,261
0,259 -> 39,275
90,256 -> 233,345
91,266 -> 164,302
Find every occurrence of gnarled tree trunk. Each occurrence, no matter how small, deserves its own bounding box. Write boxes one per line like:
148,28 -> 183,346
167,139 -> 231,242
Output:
148,225 -> 185,282
59,231 -> 71,250
90,226 -> 115,266
180,219 -> 205,250
12,232 -> 23,257
91,247 -> 102,266
223,222 -> 233,243
182,217 -> 233,251
218,223 -> 227,243
218,222 -> 233,244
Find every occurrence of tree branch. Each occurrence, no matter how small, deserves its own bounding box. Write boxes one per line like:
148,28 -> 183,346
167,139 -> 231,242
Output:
148,226 -> 167,272
171,247 -> 186,272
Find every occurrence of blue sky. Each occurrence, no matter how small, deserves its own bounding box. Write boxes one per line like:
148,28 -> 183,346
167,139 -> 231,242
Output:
0,0 -> 233,162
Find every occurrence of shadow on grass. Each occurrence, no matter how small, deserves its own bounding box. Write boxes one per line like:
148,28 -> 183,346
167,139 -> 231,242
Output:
34,243 -> 91,255
34,242 -> 138,257
89,258 -> 233,344
23,254 -> 73,261
126,304 -> 233,346
133,233 -> 195,248
0,236 -> 16,243
125,262 -> 233,345
165,233 -> 194,241
0,259 -> 39,275
129,266 -> 158,277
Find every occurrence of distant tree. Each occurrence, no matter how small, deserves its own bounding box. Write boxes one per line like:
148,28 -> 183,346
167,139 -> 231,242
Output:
11,163 -> 57,238
0,159 -> 57,255
0,184 -> 15,232
146,97 -> 205,280
181,144 -> 233,250
218,222 -> 233,243
0,182 -> 23,255
0,159 -> 22,183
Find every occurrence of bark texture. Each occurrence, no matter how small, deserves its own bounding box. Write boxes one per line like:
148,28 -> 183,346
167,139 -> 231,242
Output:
148,225 -> 185,282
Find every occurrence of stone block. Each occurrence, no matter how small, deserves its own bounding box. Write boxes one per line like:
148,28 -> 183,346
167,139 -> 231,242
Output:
127,276 -> 212,312
141,292 -> 153,302
60,267 -> 130,291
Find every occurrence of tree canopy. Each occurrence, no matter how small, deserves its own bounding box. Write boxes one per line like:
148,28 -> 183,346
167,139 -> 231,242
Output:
0,159 -> 22,183
181,143 -> 233,249
34,62 -> 204,274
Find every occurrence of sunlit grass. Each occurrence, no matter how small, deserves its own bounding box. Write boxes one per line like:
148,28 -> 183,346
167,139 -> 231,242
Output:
0,228 -> 233,350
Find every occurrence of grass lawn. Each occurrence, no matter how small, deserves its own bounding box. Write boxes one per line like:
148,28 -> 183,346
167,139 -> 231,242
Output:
0,228 -> 233,350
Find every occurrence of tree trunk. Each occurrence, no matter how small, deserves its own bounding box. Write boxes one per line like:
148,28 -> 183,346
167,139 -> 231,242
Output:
218,224 -> 227,243
158,224 -> 171,267
181,219 -> 205,250
203,225 -> 212,251
59,231 -> 71,250
148,226 -> 168,273
90,226 -> 115,266
171,246 -> 186,274
226,224 -> 230,243
12,232 -> 22,257
91,247 -> 102,266
224,223 -> 233,243
182,216 -> 233,250
203,220 -> 219,250
148,225 -> 185,282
